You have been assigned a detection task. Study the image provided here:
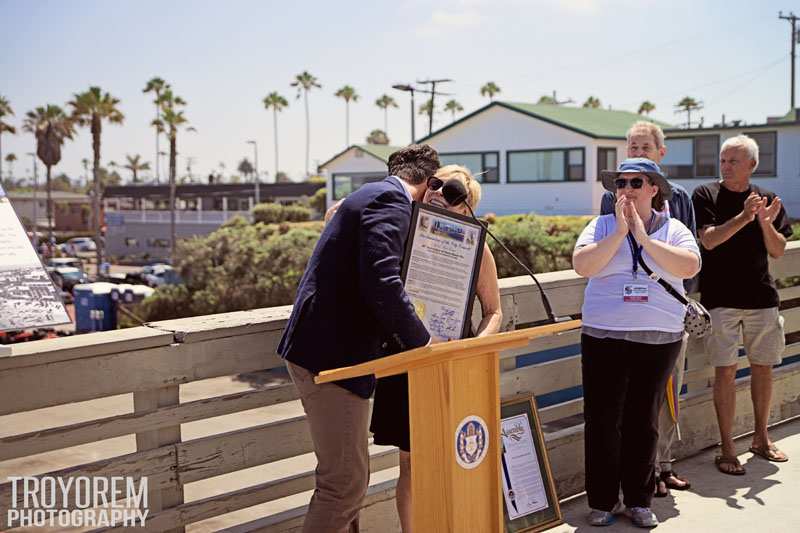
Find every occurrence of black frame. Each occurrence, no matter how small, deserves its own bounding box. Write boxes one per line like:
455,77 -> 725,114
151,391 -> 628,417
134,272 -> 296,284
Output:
330,172 -> 387,200
400,202 -> 486,340
749,131 -> 778,177
501,394 -> 562,532
506,147 -> 586,183
596,147 -> 618,181
439,151 -> 501,183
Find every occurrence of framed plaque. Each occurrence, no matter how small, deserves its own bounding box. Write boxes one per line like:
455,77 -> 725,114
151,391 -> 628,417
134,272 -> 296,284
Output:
500,394 -> 562,532
400,202 -> 486,341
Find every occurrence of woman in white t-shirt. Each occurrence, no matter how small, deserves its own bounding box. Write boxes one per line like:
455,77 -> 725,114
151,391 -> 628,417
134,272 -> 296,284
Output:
572,158 -> 700,528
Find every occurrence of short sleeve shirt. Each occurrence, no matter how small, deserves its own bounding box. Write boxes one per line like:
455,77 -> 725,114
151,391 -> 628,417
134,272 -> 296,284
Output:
575,214 -> 700,333
692,181 -> 792,310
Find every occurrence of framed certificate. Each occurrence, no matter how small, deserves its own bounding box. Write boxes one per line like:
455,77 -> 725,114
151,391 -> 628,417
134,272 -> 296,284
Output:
400,202 -> 486,341
500,394 -> 562,532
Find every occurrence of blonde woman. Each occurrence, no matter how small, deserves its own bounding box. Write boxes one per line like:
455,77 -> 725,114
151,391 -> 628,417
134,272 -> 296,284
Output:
370,164 -> 502,532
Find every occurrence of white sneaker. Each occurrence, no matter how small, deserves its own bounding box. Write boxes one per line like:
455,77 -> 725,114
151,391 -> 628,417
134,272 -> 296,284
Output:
588,501 -> 625,526
626,506 -> 659,528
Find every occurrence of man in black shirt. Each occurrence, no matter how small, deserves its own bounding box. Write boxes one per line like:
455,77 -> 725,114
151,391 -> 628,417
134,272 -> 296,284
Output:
692,135 -> 791,475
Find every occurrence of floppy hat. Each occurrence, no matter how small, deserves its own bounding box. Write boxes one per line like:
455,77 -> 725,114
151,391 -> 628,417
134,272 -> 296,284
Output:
600,158 -> 672,200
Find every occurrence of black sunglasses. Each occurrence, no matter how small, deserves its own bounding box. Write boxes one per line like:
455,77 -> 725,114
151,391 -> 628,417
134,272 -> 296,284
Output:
614,177 -> 645,190
427,176 -> 444,191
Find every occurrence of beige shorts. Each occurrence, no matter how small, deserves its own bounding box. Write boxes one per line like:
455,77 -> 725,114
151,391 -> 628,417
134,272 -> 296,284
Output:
705,307 -> 785,367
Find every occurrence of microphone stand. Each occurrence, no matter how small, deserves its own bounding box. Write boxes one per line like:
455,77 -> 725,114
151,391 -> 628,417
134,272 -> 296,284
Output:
460,201 -> 568,325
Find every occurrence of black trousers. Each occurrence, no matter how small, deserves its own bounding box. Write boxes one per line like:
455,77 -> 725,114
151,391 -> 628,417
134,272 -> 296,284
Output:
581,334 -> 681,511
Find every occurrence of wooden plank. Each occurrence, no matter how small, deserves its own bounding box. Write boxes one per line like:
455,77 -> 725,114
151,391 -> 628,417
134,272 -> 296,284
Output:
101,447 -> 399,532
500,354 -> 581,397
177,416 -> 313,484
769,240 -> 800,279
539,397 -> 584,424
0,326 -> 174,371
778,285 -> 800,302
134,386 -> 184,533
684,341 -> 800,386
0,446 -> 176,517
0,331 -> 284,416
0,385 -> 298,461
782,306 -> 800,333
148,306 -> 292,343
500,328 -> 581,361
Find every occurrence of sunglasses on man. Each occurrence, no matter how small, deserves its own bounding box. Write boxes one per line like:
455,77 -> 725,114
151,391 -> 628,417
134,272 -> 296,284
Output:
614,177 -> 645,190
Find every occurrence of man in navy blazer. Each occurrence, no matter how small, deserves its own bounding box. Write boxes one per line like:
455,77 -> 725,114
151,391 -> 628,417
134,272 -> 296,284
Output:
278,144 -> 439,532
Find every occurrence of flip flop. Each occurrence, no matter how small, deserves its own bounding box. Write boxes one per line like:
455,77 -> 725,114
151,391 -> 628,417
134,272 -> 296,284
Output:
749,444 -> 789,462
715,455 -> 746,476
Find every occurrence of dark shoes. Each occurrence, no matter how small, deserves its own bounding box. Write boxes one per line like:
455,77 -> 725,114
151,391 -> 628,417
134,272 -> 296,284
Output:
654,470 -> 691,497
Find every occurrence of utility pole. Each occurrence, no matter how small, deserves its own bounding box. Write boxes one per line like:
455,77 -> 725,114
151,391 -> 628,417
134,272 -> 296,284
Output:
551,90 -> 574,105
27,153 -> 39,252
246,140 -> 260,203
417,78 -> 453,135
779,11 -> 799,110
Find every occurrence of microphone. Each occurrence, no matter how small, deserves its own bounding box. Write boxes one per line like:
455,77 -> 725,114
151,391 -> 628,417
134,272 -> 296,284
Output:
441,179 -> 563,324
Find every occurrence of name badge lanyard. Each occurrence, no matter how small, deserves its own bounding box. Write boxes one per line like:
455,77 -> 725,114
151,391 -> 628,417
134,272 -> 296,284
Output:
626,212 -> 655,280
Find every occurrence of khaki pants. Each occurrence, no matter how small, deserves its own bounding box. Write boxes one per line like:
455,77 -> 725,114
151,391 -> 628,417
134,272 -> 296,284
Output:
287,362 -> 371,533
655,334 -> 688,473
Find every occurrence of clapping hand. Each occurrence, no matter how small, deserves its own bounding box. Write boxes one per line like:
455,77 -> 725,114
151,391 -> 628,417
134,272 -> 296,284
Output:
614,195 -> 630,236
624,200 -> 648,241
757,196 -> 782,226
741,192 -> 765,222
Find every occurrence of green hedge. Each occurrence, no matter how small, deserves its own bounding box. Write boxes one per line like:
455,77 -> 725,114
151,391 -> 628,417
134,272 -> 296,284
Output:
252,202 -> 312,224
129,214 -> 590,323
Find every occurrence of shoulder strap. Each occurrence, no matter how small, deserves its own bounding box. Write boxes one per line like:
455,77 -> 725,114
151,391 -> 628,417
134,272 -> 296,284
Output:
627,233 -> 689,305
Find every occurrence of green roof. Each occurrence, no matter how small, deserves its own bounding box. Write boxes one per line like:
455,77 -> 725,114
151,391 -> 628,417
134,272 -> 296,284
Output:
499,102 -> 673,138
419,101 -> 673,142
354,144 -> 402,162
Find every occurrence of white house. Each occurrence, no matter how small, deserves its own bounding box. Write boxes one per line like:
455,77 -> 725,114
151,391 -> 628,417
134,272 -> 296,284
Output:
320,102 -> 800,216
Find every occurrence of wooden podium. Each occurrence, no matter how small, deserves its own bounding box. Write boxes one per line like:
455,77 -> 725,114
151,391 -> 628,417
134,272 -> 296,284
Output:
316,320 -> 580,532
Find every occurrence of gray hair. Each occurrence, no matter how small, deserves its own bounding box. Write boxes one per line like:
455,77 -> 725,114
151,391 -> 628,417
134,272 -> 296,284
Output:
721,134 -> 759,170
626,121 -> 666,149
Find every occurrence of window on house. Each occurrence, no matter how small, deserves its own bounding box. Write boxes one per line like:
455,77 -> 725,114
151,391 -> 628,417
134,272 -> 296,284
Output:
694,135 -> 719,177
662,138 -> 695,178
749,131 -> 777,176
507,148 -> 585,182
439,152 -> 500,183
662,135 -> 720,178
146,238 -> 170,248
597,148 -> 618,181
331,172 -> 386,200
125,238 -> 139,248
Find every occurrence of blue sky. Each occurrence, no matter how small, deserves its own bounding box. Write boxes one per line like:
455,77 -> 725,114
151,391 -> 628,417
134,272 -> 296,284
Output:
0,0 -> 796,183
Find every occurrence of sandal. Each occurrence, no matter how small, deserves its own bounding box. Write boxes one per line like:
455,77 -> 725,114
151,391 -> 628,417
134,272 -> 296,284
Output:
749,444 -> 789,462
715,455 -> 746,475
661,470 -> 691,491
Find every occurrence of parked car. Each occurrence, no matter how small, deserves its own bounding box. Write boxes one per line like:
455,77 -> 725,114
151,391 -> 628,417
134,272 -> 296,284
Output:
143,264 -> 182,287
49,266 -> 89,293
64,237 -> 97,255
46,257 -> 85,271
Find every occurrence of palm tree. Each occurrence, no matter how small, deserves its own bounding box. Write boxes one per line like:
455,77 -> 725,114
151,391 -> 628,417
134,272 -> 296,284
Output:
674,96 -> 703,128
151,89 -> 188,261
419,99 -> 434,119
69,86 -> 124,267
237,158 -> 254,180
22,105 -> 75,243
291,71 -> 321,176
638,101 -> 656,116
366,129 -> 389,145
480,82 -> 501,101
124,154 -> 151,183
444,100 -> 464,123
335,85 -> 359,147
4,153 -> 16,186
0,95 -> 16,187
582,96 -> 602,108
143,77 -> 169,183
375,94 -> 398,136
263,92 -> 288,180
